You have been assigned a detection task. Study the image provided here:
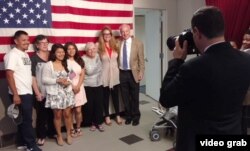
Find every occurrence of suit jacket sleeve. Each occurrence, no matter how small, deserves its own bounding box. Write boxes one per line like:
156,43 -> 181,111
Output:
138,40 -> 145,75
159,58 -> 192,108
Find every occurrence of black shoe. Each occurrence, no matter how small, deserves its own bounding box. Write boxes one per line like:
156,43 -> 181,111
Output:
125,119 -> 132,125
132,120 -> 139,126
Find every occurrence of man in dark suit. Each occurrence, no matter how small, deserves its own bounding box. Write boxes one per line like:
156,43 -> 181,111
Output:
118,24 -> 145,126
159,6 -> 250,151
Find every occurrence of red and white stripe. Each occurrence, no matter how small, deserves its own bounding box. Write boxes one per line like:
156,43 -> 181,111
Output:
0,0 -> 134,78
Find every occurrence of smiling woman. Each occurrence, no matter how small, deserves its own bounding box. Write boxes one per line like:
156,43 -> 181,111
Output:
98,26 -> 122,126
42,43 -> 75,146
31,34 -> 55,146
65,42 -> 87,137
241,29 -> 250,51
82,42 -> 104,132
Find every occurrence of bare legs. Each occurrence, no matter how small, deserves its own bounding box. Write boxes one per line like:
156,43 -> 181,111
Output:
71,106 -> 83,137
75,106 -> 82,129
53,107 -> 73,146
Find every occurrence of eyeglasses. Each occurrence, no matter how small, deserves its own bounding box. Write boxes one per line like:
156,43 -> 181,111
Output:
103,33 -> 111,36
39,42 -> 49,45
87,48 -> 95,51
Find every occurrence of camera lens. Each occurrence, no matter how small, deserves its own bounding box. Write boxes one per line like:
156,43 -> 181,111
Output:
166,36 -> 177,50
166,29 -> 198,55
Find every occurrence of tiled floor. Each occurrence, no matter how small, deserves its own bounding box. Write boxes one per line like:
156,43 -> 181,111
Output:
119,134 -> 143,145
1,93 -> 174,151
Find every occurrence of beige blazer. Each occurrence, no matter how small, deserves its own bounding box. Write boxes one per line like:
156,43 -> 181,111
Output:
100,50 -> 120,88
118,37 -> 145,83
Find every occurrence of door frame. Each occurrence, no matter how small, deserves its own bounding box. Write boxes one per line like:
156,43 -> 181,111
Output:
134,8 -> 167,100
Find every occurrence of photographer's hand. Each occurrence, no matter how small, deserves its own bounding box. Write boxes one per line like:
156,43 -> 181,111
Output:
173,39 -> 188,60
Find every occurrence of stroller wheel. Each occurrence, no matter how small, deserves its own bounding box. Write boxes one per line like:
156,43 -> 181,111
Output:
173,140 -> 176,149
150,130 -> 161,141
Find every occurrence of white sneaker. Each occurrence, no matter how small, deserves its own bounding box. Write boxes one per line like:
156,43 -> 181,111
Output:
26,146 -> 42,151
17,145 -> 27,150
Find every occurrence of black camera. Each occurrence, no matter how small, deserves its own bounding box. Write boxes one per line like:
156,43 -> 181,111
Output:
166,29 -> 198,54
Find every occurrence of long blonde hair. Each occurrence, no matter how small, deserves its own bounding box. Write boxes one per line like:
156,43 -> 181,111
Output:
98,26 -> 118,55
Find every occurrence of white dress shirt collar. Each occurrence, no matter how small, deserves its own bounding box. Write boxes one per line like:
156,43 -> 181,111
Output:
203,41 -> 225,52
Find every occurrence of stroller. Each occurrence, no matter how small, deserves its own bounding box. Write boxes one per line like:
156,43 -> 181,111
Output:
149,104 -> 177,145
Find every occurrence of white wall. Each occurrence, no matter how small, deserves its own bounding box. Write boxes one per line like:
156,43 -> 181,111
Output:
134,0 -> 169,9
134,0 -> 205,75
177,0 -> 206,32
135,15 -> 146,86
176,0 -> 206,61
134,0 -> 177,77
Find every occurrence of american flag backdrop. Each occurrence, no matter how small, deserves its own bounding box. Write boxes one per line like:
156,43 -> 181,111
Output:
0,0 -> 133,78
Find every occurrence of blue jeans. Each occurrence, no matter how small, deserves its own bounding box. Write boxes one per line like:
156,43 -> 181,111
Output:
10,94 -> 36,148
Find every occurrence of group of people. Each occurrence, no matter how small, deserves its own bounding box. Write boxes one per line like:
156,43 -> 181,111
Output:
4,24 -> 144,151
159,6 -> 250,151
8,5 -> 250,151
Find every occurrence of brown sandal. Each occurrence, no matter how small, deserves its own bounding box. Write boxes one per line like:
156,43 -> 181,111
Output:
90,125 -> 96,131
105,117 -> 112,126
37,138 -> 45,146
66,136 -> 73,145
76,128 -> 83,136
70,129 -> 77,138
115,116 -> 123,125
97,125 -> 105,132
56,136 -> 64,146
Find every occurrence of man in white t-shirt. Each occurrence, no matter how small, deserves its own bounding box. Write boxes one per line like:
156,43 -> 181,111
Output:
4,30 -> 42,151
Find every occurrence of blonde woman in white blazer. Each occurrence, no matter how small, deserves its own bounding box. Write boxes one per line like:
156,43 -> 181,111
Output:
98,26 -> 122,126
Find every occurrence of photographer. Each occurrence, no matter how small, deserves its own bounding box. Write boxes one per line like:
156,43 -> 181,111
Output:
159,6 -> 250,151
